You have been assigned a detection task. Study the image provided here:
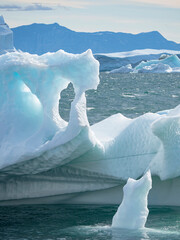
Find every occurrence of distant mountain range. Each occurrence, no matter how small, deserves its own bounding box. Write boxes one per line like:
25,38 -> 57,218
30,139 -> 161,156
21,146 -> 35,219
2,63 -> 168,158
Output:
12,23 -> 180,55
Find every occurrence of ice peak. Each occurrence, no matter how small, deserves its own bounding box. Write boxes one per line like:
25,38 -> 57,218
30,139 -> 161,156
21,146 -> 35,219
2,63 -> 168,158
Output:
0,15 -> 5,25
112,171 -> 152,229
0,16 -> 14,54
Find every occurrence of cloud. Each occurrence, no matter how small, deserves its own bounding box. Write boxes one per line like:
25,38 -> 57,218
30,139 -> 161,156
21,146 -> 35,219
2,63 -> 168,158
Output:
129,0 -> 180,9
17,0 -> 98,9
24,4 -> 53,11
0,4 -> 21,10
0,3 -> 53,11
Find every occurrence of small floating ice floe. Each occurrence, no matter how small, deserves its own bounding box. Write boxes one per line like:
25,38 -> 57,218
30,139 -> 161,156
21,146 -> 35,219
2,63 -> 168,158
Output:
109,64 -> 133,73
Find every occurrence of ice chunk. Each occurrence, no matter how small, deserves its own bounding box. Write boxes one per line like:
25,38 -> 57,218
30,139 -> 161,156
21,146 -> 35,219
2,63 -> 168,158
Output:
137,63 -> 172,73
135,55 -> 180,73
108,54 -> 180,73
159,53 -> 169,60
109,64 -> 133,73
112,171 -> 152,229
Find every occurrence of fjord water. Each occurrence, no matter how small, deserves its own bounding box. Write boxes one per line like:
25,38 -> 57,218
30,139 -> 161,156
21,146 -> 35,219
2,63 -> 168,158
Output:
60,73 -> 180,124
1,205 -> 180,240
1,73 -> 180,240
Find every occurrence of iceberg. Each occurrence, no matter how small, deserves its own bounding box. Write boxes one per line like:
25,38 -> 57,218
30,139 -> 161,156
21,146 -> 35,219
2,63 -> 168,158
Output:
96,49 -> 180,71
108,54 -> 180,73
0,49 -> 180,205
109,64 -> 133,73
0,16 -> 14,54
159,53 -> 169,60
112,171 -> 152,229
0,49 -> 99,171
135,55 -> 180,73
136,63 -> 172,73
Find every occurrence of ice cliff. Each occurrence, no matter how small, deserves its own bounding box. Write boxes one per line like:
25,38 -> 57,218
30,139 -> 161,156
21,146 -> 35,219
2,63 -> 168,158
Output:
0,49 -> 180,205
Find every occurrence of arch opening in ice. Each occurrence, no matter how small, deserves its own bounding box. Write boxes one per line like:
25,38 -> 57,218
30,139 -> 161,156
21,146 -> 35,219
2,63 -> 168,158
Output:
0,48 -> 180,205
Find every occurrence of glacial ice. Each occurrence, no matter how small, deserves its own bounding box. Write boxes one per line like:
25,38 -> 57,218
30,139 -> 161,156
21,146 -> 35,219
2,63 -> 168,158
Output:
135,55 -> 180,73
0,49 -> 180,204
109,64 -> 133,73
109,54 -> 180,73
136,55 -> 180,69
112,171 -> 152,229
0,50 -> 99,171
136,63 -> 172,73
0,16 -> 14,54
97,49 -> 180,71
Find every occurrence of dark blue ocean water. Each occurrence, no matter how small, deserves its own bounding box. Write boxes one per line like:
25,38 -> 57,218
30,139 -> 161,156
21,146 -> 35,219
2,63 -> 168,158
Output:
1,73 -> 180,239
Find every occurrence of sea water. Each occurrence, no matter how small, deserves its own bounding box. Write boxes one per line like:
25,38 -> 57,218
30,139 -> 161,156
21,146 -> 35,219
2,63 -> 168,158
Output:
60,73 -> 180,124
1,73 -> 180,239
1,205 -> 180,240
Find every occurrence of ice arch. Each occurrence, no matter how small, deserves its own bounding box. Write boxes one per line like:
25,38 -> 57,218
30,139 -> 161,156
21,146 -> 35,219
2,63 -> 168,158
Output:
59,82 -> 75,122
0,50 -> 100,170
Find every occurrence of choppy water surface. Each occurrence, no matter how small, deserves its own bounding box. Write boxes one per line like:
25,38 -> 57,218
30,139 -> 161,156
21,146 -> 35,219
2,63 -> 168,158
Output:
1,205 -> 180,240
60,73 -> 180,124
1,73 -> 180,239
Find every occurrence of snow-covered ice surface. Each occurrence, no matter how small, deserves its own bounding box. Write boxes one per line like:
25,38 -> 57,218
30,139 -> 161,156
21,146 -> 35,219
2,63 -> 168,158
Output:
0,16 -> 14,54
112,171 -> 152,229
0,50 -> 180,205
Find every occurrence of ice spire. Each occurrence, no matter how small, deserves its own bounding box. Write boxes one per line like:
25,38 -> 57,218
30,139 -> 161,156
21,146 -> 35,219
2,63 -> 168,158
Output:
0,15 -> 14,54
112,171 -> 152,229
0,15 -> 5,25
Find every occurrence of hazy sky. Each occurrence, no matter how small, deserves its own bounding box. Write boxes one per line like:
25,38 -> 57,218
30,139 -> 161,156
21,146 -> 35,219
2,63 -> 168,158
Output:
1,0 -> 180,43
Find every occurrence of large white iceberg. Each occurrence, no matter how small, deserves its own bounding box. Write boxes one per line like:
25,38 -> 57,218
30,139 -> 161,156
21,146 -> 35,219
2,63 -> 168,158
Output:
0,50 -> 99,171
0,49 -> 180,205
